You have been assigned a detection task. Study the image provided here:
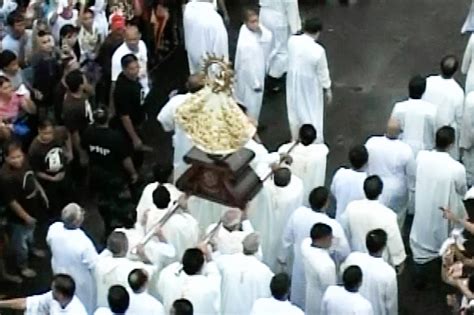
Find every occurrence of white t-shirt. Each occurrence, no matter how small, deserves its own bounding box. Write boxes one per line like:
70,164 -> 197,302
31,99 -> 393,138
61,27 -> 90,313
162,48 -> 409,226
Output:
25,291 -> 88,315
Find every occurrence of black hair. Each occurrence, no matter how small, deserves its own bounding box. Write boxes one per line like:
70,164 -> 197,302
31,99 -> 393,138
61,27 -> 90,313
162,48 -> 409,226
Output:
182,248 -> 205,276
121,53 -> 138,69
348,145 -> 368,169
299,124 -> 317,146
7,11 -> 24,27
152,185 -> 171,209
0,75 -> 11,86
308,187 -> 329,211
65,70 -> 84,93
152,163 -> 173,183
366,229 -> 387,254
128,268 -> 148,292
242,6 -> 258,22
59,24 -> 78,43
52,274 -> 76,299
310,223 -> 332,240
274,168 -> 291,187
270,273 -> 291,300
93,107 -> 109,125
38,118 -> 55,130
408,75 -> 426,99
172,299 -> 194,315
363,175 -> 383,200
303,17 -> 323,34
3,138 -> 22,156
0,50 -> 17,69
107,285 -> 130,313
342,265 -> 363,291
435,126 -> 455,150
440,55 -> 458,79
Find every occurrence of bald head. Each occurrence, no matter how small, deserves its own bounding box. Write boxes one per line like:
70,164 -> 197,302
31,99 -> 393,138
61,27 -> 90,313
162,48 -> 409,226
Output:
222,208 -> 242,230
440,55 -> 459,79
386,118 -> 401,139
186,74 -> 205,93
61,203 -> 84,228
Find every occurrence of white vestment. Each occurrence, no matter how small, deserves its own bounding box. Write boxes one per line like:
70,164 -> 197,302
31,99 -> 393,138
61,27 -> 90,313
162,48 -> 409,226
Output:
234,23 -> 272,121
341,252 -> 398,315
301,238 -> 336,314
278,142 -> 329,206
248,175 -> 304,271
94,252 -> 157,307
216,253 -> 274,315
280,206 -> 350,309
244,138 -> 280,180
461,92 -> 474,186
365,135 -> 416,226
330,167 -> 367,221
321,286 -> 374,315
391,98 -> 438,156
187,197 -> 227,232
46,222 -> 98,315
157,261 -> 221,315
410,150 -> 467,264
464,34 -> 474,94
183,1 -> 228,74
127,290 -> 165,315
422,75 -> 465,159
136,182 -> 181,225
250,297 -> 304,315
157,93 -> 194,180
340,199 -> 406,266
259,0 -> 301,78
25,292 -> 87,315
463,0 -> 474,33
286,34 -> 331,141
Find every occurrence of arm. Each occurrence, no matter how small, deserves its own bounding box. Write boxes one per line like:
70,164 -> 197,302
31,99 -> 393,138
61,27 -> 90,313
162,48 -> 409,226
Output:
385,274 -> 399,315
317,50 -> 332,104
462,36 -> 474,75
20,95 -> 36,114
217,0 -> 229,23
120,115 -> 142,148
10,200 -> 35,224
70,130 -> 87,164
386,221 -> 407,267
284,0 -> 301,34
122,156 -> 138,183
0,297 -> 27,310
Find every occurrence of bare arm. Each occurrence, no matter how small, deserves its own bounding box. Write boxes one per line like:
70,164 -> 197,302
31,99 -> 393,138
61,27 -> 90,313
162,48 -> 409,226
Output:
122,156 -> 138,183
10,200 -> 35,224
0,297 -> 27,310
120,115 -> 141,147
20,96 -> 36,114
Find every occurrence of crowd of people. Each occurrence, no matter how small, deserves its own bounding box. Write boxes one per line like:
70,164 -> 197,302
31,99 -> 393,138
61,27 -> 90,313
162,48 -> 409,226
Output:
0,0 -> 474,314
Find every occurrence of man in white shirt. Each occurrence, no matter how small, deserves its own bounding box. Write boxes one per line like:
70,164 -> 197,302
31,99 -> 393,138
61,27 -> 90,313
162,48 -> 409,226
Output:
278,124 -> 329,206
94,285 -> 130,315
331,145 -> 368,221
340,176 -> 406,269
250,273 -> 304,315
301,223 -> 337,314
321,266 -> 374,315
0,274 -> 87,314
279,187 -> 350,309
248,167 -> 304,270
183,0 -> 228,74
410,126 -> 467,287
94,231 -> 158,307
259,0 -> 301,91
216,233 -> 274,315
111,25 -> 149,101
46,203 -> 98,314
157,247 -> 221,315
391,75 -> 438,157
234,8 -> 272,122
341,229 -> 398,315
365,118 -> 416,228
127,268 -> 165,315
157,75 -> 205,180
461,92 -> 474,186
287,17 -> 332,141
422,55 -> 464,159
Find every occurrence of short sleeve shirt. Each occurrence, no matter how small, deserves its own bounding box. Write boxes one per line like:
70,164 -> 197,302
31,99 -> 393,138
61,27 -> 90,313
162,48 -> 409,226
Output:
114,72 -> 145,126
28,127 -> 68,175
62,93 -> 92,133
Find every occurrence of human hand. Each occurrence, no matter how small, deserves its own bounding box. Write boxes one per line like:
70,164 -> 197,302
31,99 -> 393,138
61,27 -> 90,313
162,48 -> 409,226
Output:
25,216 -> 37,226
325,89 -> 333,105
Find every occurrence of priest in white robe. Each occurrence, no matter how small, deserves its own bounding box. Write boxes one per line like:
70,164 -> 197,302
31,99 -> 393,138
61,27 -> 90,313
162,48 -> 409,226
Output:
157,75 -> 205,180
259,0 -> 301,81
321,266 -> 374,315
279,187 -> 350,309
391,75 -> 438,156
287,17 -> 332,141
410,126 -> 467,266
463,33 -> 474,94
94,231 -> 158,308
422,55 -> 464,159
248,167 -> 304,271
301,223 -> 337,314
365,119 -> 416,227
330,145 -> 368,221
461,92 -> 474,186
341,229 -> 398,315
278,124 -> 329,206
127,269 -> 165,315
183,0 -> 228,74
250,273 -> 304,315
340,176 -> 406,268
157,247 -> 221,315
139,185 -> 199,263
215,233 -> 274,315
234,8 -> 272,122
46,203 -> 98,315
